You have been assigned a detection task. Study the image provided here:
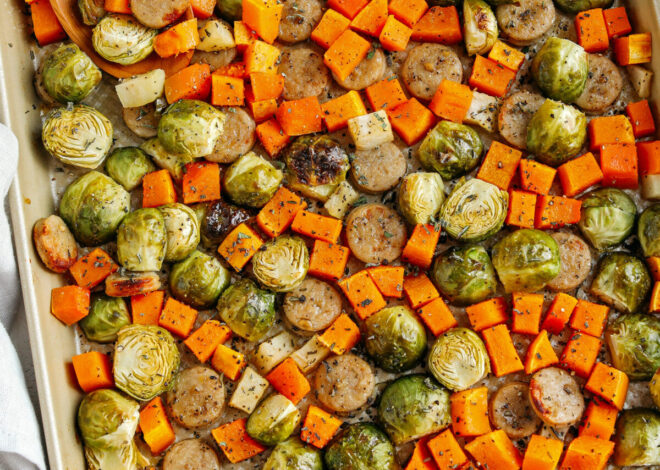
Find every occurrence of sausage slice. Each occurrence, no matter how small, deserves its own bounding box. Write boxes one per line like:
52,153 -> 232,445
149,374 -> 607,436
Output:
162,439 -> 221,470
334,48 -> 386,91
497,0 -> 556,46
278,0 -> 323,44
575,54 -> 623,113
498,91 -> 545,150
350,142 -> 407,194
401,44 -> 462,101
345,203 -> 407,264
284,277 -> 343,333
529,367 -> 585,427
279,47 -> 330,100
166,366 -> 226,429
547,232 -> 591,292
190,49 -> 238,72
490,382 -> 542,439
122,104 -> 159,139
206,107 -> 256,164
130,0 -> 189,29
314,354 -> 375,413
33,215 -> 78,273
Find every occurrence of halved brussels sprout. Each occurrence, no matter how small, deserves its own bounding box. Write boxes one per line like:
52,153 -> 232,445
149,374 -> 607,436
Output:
159,203 -> 200,262
217,278 -> 276,341
613,409 -> 660,466
431,245 -> 497,306
439,178 -> 508,242
104,147 -> 155,191
606,313 -> 660,380
78,0 -> 105,25
428,327 -> 490,391
284,135 -> 350,202
639,204 -> 660,258
92,14 -> 157,65
418,121 -> 484,180
216,0 -> 242,20
555,0 -> 613,13
364,306 -> 427,373
42,105 -> 113,169
246,394 -> 301,446
116,208 -> 167,272
264,437 -> 324,470
224,151 -> 283,207
526,99 -> 587,166
59,171 -> 130,246
79,294 -> 131,343
397,172 -> 445,225
41,44 -> 101,103
252,236 -> 309,292
531,37 -> 588,103
378,374 -> 451,445
578,188 -> 637,251
169,250 -> 230,308
157,100 -> 226,158
590,253 -> 651,314
325,423 -> 398,470
113,324 -> 180,401
198,200 -> 251,247
140,137 -> 194,181
464,0 -> 497,56
651,369 -> 660,409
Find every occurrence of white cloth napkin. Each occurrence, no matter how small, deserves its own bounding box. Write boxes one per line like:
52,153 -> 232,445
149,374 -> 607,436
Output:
0,123 -> 46,470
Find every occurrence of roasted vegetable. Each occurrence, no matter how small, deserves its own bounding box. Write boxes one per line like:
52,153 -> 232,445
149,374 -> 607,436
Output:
41,43 -> 101,103
224,151 -> 283,207
418,121 -> 484,180
651,369 -> 660,409
246,394 -> 301,446
428,327 -> 490,391
531,37 -> 588,103
159,203 -> 200,262
217,278 -> 277,341
555,0 -> 613,13
116,208 -> 167,272
590,253 -> 652,314
324,423 -> 398,470
104,147 -> 155,191
606,313 -> 660,380
264,437 -> 324,470
78,0 -> 105,25
115,69 -> 166,108
613,409 -> 660,466
92,14 -> 157,65
464,0 -> 498,56
169,250 -> 230,308
140,137 -> 194,181
578,188 -> 637,251
252,235 -> 309,292
197,18 -> 235,52
157,100 -> 226,158
216,0 -> 242,21
79,294 -> 131,343
397,172 -> 445,225
639,204 -> 660,258
198,200 -> 251,247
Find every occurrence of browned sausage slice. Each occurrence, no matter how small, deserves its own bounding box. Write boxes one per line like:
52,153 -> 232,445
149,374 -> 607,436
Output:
33,215 -> 78,273
575,54 -> 623,114
284,277 -> 343,333
105,271 -> 161,297
529,367 -> 585,427
130,0 -> 189,29
162,439 -> 221,470
345,203 -> 407,264
350,142 -> 407,194
497,0 -> 556,46
279,47 -> 330,100
122,104 -> 160,139
206,107 -> 256,164
547,232 -> 591,292
490,382 -> 542,439
166,366 -> 225,429
334,48 -> 386,91
190,48 -> 238,72
313,354 -> 375,413
498,91 -> 545,150
401,44 -> 462,101
278,0 -> 323,44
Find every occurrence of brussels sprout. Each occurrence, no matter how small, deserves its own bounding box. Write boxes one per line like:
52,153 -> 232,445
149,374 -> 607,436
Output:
78,0 -> 105,25
526,99 -> 587,166
428,327 -> 490,391
464,0 -> 497,56
77,389 -> 147,470
639,204 -> 660,258
217,278 -> 276,341
157,100 -> 226,158
246,394 -> 301,446
169,250 -> 230,308
140,137 -> 194,181
378,374 -> 451,445
216,0 -> 242,20
606,313 -> 660,380
578,188 -> 637,251
41,44 -> 101,103
252,236 -> 309,293
42,105 -> 113,169
531,37 -> 588,103
418,121 -> 483,180
92,14 -> 157,65
224,151 -> 283,207
397,172 -> 445,225
651,369 -> 660,409
116,208 -> 167,272
79,294 -> 131,343
590,253 -> 652,314
555,0 -> 613,13
285,135 -> 350,202
159,203 -> 200,262
59,171 -> 130,246
613,409 -> 660,466
104,147 -> 155,191
325,423 -> 398,470
264,437 -> 324,470
439,178 -> 508,242
113,324 -> 180,400
431,245 -> 497,306
199,200 -> 251,247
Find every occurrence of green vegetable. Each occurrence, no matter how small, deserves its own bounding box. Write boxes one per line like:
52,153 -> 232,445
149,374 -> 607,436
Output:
531,37 -> 588,103
78,0 -> 105,25
639,204 -> 660,258
606,313 -> 660,380
463,0 -> 498,56
217,278 -> 276,341
216,0 -> 242,20
140,137 -> 195,182
246,394 -> 301,446
104,147 -> 155,191
555,0 -> 613,13
264,437 -> 324,470
590,252 -> 652,314
169,250 -> 230,308
650,369 -> 660,409
252,235 -> 309,292
116,208 -> 167,272
431,245 -> 497,306
41,43 -> 101,103
92,14 -> 157,65
324,423 -> 398,470
428,327 -> 490,391
578,188 -> 637,251
157,100 -> 226,158
613,409 -> 660,466
418,121 -> 484,180
159,203 -> 201,262
378,374 -> 451,445
224,151 -> 283,207
397,172 -> 445,225
198,200 -> 251,247
79,294 -> 131,343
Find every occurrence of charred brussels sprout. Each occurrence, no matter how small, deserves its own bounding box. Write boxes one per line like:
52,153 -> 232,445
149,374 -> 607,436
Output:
606,313 -> 660,380
247,394 -> 301,446
217,278 -> 276,341
431,245 -> 497,305
397,172 -> 445,225
531,37 -> 588,103
428,327 -> 490,391
264,438 -> 324,470
59,171 -> 130,246
651,369 -> 660,409
113,324 -> 180,401
578,188 -> 637,251
418,121 -> 483,180
378,374 -> 451,445
42,105 -> 113,169
104,147 -> 155,191
464,0 -> 498,56
41,44 -> 101,103
92,15 -> 157,65
78,0 -> 105,25
285,135 -> 350,202
224,151 -> 283,207
555,0 -> 613,13
252,235 -> 309,292
158,100 -> 226,158
613,409 -> 660,466
159,203 -> 200,262
216,0 -> 242,20
325,423 -> 398,470
199,200 -> 251,247
79,294 -> 130,343
116,208 -> 167,272
639,204 -> 660,258
526,99 -> 587,166
492,229 -> 560,292
590,253 -> 651,314
140,137 -> 195,182
169,250 -> 229,308
439,178 -> 508,242
364,306 -> 427,373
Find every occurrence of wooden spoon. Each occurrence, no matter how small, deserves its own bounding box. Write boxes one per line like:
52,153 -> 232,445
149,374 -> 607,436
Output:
49,0 -> 193,78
